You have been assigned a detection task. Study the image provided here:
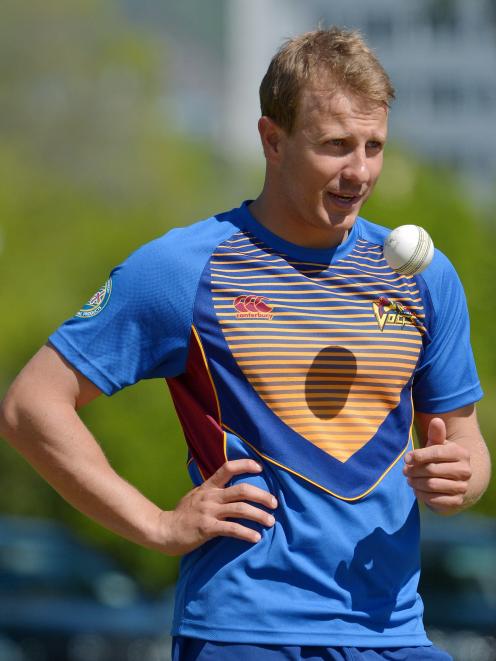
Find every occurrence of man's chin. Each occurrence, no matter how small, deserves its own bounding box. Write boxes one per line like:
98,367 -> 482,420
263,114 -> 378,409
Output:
302,211 -> 356,246
323,208 -> 359,230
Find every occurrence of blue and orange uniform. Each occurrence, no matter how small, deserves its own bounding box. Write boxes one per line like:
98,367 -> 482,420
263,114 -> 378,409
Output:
49,202 -> 481,655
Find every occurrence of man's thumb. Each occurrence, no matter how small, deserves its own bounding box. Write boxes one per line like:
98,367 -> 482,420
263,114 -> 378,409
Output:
426,417 -> 447,447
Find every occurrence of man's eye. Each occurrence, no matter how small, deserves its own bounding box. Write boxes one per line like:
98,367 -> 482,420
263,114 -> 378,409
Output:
367,141 -> 383,151
328,139 -> 344,146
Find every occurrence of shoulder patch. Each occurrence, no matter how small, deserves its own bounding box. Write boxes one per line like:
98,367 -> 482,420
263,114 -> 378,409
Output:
76,278 -> 112,318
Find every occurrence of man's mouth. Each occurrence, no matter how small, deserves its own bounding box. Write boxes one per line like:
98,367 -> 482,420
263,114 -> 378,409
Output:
326,191 -> 363,208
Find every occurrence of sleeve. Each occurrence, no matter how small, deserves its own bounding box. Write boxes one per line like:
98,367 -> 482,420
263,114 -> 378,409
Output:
48,230 -> 193,395
412,250 -> 483,413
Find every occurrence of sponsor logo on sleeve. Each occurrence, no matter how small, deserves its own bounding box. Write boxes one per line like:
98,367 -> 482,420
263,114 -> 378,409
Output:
76,278 -> 112,318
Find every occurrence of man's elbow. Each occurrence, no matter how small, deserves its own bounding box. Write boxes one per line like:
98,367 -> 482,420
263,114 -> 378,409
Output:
0,388 -> 23,442
0,346 -> 90,447
0,380 -> 46,443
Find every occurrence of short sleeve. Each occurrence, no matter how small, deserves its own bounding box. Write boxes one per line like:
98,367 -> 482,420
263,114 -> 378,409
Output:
49,232 -> 194,395
48,215 -> 241,395
412,251 -> 483,413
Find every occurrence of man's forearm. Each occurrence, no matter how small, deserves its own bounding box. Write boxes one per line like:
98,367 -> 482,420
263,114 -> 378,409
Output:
0,393 -> 167,551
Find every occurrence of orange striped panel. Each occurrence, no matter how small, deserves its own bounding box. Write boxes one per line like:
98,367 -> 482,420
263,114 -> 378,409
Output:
212,233 -> 424,462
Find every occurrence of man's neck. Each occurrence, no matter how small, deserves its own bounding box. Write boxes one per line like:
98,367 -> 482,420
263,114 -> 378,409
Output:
248,194 -> 349,250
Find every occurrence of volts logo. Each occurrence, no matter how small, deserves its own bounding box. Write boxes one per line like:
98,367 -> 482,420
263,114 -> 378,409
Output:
234,295 -> 274,319
372,296 -> 418,332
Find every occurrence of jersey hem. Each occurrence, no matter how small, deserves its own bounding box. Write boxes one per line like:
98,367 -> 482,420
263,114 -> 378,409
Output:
172,621 -> 431,647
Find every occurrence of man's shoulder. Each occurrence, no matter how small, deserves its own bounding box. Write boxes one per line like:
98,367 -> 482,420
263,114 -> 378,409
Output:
357,216 -> 457,282
356,215 -> 391,244
124,207 -> 242,274
144,208 -> 241,256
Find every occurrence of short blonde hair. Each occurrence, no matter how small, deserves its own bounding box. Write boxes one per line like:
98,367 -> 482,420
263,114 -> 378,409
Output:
260,27 -> 395,133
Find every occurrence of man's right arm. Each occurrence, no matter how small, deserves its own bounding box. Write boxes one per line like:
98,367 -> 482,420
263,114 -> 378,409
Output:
0,345 -> 277,555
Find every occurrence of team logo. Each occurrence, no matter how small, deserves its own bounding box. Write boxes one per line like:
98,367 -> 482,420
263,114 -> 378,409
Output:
234,295 -> 274,319
76,278 -> 112,318
372,296 -> 419,332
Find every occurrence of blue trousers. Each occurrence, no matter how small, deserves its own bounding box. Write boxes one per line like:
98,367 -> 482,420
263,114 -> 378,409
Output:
172,637 -> 453,660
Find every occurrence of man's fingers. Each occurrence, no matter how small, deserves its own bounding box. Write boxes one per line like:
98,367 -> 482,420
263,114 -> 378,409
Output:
404,442 -> 467,466
220,502 -> 276,527
407,476 -> 468,495
426,417 -> 446,447
167,459 -> 278,554
412,488 -> 465,511
403,461 -> 472,481
207,459 -> 263,488
213,520 -> 262,544
221,483 -> 278,509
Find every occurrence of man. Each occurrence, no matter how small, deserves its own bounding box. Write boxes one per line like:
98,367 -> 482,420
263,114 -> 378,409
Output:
0,27 -> 491,661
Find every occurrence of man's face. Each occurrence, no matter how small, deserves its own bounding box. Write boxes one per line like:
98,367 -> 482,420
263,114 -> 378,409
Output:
274,87 -> 388,244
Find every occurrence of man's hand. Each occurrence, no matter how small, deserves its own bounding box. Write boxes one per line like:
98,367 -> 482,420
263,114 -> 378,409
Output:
403,417 -> 472,515
160,459 -> 278,556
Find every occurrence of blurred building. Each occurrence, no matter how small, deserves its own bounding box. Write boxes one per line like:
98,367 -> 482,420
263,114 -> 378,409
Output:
126,0 -> 496,198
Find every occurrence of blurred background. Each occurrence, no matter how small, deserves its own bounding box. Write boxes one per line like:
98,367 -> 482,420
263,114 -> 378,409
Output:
0,0 -> 495,659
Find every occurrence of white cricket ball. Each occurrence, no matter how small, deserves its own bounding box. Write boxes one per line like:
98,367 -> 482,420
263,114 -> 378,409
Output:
383,224 -> 434,276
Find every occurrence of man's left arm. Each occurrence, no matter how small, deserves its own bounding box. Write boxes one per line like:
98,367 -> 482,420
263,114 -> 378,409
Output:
404,404 -> 491,515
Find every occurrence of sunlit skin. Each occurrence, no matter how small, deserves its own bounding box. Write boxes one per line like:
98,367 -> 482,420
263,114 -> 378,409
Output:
250,87 -> 388,249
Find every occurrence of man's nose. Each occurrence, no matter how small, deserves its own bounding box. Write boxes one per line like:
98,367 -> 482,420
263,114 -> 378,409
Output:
342,149 -> 369,185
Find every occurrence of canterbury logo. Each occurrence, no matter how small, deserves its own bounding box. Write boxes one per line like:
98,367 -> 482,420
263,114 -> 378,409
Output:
234,295 -> 274,319
372,296 -> 419,332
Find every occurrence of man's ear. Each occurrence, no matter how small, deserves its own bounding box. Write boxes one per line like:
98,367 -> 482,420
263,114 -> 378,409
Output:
258,116 -> 286,163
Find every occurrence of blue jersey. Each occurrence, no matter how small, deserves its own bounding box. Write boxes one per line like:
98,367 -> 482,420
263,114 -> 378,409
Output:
49,202 -> 482,647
